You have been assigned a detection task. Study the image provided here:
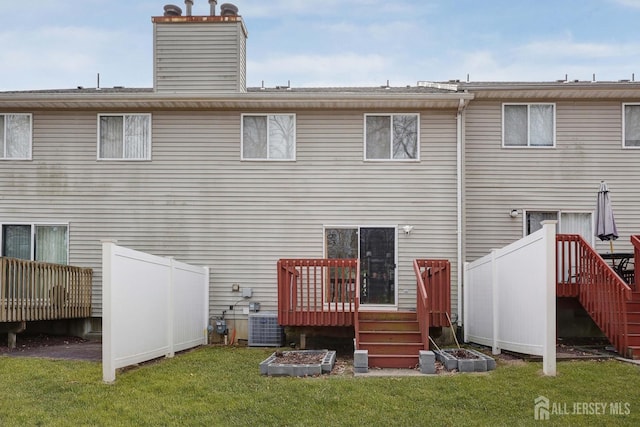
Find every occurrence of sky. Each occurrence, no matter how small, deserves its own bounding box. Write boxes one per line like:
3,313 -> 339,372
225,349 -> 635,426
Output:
1,0 -> 640,91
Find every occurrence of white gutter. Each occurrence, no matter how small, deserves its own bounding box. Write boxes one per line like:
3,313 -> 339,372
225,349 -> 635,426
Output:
456,97 -> 470,326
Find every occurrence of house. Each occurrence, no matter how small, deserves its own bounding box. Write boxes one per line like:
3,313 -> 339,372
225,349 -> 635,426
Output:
1,2 -> 639,363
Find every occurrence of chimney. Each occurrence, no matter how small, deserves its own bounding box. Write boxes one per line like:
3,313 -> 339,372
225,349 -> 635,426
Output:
184,0 -> 193,16
163,4 -> 182,16
220,3 -> 238,16
209,0 -> 217,16
153,2 -> 247,93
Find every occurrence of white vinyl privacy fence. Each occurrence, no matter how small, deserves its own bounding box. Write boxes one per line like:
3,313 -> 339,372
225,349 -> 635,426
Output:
464,221 -> 556,376
102,241 -> 209,383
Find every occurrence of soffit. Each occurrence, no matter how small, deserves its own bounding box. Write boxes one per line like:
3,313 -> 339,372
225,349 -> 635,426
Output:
463,83 -> 640,100
0,92 -> 473,111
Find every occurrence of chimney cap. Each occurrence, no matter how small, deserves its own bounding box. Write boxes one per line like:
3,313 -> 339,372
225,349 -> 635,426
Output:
163,4 -> 183,16
220,3 -> 239,16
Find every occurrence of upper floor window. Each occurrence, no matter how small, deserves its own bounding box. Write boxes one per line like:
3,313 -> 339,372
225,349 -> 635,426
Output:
1,223 -> 68,265
98,114 -> 151,160
365,114 -> 419,160
503,104 -> 555,148
242,114 -> 296,160
623,104 -> 640,148
1,113 -> 32,160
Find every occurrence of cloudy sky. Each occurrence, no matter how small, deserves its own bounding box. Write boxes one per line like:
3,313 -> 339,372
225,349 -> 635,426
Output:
1,0 -> 639,91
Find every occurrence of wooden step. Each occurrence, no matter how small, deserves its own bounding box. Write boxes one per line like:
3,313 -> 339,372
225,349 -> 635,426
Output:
627,322 -> 640,334
358,320 -> 419,332
358,331 -> 422,343
358,311 -> 417,321
368,354 -> 420,369
628,334 -> 640,347
627,312 -> 640,323
359,342 -> 424,355
627,302 -> 640,312
630,292 -> 640,302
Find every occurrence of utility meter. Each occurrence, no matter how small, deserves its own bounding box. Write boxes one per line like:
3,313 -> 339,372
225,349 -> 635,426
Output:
215,319 -> 227,335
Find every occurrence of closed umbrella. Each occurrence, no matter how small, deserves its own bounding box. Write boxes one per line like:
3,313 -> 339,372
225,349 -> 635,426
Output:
595,181 -> 618,254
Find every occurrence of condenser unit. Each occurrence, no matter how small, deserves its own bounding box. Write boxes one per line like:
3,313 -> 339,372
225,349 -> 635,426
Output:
248,313 -> 284,347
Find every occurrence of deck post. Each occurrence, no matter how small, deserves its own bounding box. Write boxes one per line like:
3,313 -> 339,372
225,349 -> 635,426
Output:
6,321 -> 26,349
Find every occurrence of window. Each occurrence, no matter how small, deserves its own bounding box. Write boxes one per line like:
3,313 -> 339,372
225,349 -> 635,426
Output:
365,114 -> 419,160
242,114 -> 295,160
1,224 -> 68,264
623,104 -> 640,148
503,104 -> 555,147
525,211 -> 592,243
1,113 -> 32,159
98,114 -> 151,160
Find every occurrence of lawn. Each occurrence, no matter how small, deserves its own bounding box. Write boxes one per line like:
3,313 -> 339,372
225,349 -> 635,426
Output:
1,346 -> 639,426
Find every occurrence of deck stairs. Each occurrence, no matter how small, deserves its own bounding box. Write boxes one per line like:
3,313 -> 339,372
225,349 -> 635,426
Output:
627,291 -> 640,359
356,311 -> 425,368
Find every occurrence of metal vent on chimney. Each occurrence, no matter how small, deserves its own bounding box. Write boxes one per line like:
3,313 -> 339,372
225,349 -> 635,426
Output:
220,3 -> 239,16
184,0 -> 193,16
163,4 -> 183,16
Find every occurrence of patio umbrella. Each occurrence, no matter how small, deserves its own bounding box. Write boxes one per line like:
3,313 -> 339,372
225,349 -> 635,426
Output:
595,181 -> 618,254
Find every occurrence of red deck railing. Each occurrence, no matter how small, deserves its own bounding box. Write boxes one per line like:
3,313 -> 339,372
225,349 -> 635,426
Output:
632,235 -> 640,291
556,234 -> 632,355
413,259 -> 451,349
277,259 -> 360,327
1,257 -> 93,322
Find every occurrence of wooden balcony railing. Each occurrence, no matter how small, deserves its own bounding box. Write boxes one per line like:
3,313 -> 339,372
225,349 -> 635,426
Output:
277,259 -> 360,327
1,257 -> 93,322
556,235 -> 631,355
413,259 -> 451,349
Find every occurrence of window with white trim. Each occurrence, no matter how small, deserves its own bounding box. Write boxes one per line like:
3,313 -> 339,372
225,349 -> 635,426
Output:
98,114 -> 151,160
1,224 -> 68,265
503,104 -> 555,147
242,114 -> 296,160
365,114 -> 419,160
525,210 -> 592,242
623,104 -> 640,148
1,113 -> 32,159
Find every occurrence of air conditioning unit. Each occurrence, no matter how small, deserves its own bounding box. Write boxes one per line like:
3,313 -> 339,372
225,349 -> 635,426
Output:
248,313 -> 284,347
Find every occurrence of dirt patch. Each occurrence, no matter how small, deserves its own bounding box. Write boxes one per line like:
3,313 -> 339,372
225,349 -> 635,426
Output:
273,350 -> 325,365
0,333 -> 88,354
446,349 -> 480,360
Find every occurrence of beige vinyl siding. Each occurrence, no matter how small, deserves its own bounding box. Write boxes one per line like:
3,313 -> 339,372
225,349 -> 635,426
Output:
1,109 -> 459,322
464,100 -> 640,261
154,22 -> 246,93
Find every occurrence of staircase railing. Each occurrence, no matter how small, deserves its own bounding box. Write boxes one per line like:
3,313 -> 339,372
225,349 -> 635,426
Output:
632,235 -> 640,291
556,234 -> 632,356
413,259 -> 451,350
277,258 -> 359,327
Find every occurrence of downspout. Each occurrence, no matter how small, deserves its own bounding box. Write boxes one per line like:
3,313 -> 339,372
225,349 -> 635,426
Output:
456,96 -> 470,326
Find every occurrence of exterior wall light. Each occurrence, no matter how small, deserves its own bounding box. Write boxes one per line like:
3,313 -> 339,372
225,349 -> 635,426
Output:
510,209 -> 520,218
402,225 -> 414,235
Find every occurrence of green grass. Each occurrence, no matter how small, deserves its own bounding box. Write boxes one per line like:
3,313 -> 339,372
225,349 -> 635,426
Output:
1,347 -> 639,426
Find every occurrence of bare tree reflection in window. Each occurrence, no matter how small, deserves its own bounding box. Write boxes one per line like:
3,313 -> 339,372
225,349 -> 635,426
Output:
366,116 -> 390,159
392,115 -> 417,159
242,116 -> 268,158
268,115 -> 294,159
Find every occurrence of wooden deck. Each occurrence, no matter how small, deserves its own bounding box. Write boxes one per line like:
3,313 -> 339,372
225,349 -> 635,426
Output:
1,257 -> 92,322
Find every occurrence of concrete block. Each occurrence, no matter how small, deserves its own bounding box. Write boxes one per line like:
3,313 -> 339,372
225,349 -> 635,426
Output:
457,359 -> 475,372
419,350 -> 436,374
354,349 -> 368,373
